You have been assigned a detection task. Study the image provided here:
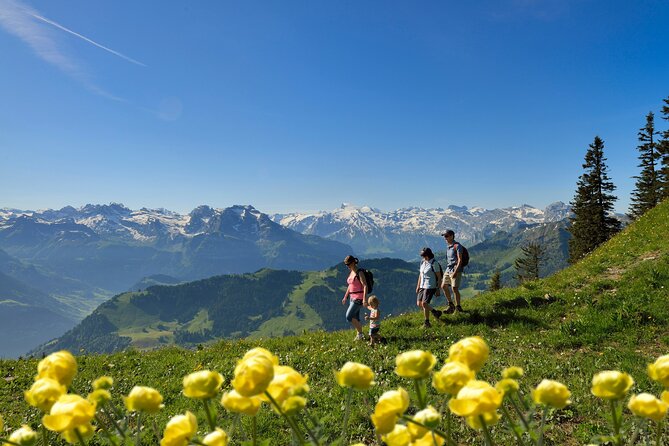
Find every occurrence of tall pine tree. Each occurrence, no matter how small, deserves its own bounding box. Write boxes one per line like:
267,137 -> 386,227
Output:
514,242 -> 545,283
568,136 -> 621,263
658,96 -> 669,200
629,112 -> 661,218
488,269 -> 502,291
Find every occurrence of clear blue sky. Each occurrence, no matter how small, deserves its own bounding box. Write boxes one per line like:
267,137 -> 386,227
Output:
1,0 -> 668,214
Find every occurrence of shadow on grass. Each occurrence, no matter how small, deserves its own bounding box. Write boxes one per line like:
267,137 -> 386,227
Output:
492,295 -> 556,311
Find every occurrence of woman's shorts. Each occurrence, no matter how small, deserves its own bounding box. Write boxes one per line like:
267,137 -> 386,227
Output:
417,288 -> 437,304
369,327 -> 380,336
346,299 -> 363,322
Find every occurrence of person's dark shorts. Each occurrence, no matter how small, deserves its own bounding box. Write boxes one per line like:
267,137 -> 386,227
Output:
417,288 -> 437,304
369,327 -> 380,336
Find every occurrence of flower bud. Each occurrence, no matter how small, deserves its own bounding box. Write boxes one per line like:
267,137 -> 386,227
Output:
628,393 -> 668,422
496,378 -> 520,395
591,371 -> 634,400
449,380 -> 503,417
42,394 -> 96,433
448,337 -> 489,372
36,351 -> 77,387
9,425 -> 38,446
407,406 -> 441,439
183,370 -> 224,399
202,428 -> 229,446
432,361 -> 474,395
124,386 -> 164,413
221,390 -> 261,416
232,356 -> 275,397
648,355 -> 669,387
25,378 -> 66,412
502,366 -> 524,379
382,424 -> 412,446
160,412 -> 198,446
92,376 -> 113,390
336,362 -> 375,390
87,389 -> 111,405
395,350 -> 436,379
532,379 -> 571,409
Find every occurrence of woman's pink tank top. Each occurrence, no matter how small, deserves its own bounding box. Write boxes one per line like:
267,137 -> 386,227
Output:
347,271 -> 364,295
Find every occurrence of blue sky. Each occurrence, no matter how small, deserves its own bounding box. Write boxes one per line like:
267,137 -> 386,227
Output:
1,0 -> 668,214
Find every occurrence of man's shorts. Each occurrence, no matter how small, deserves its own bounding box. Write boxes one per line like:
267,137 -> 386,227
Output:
369,326 -> 380,336
442,270 -> 462,289
417,288 -> 437,304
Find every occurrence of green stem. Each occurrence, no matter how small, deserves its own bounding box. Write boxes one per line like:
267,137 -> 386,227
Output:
657,421 -> 663,446
41,423 -> 49,446
400,416 -> 457,446
252,416 -> 257,446
501,405 -> 526,446
74,428 -> 87,446
296,415 -> 320,445
135,412 -> 143,446
94,414 -> 119,446
340,388 -> 354,441
0,439 -> 23,446
414,378 -> 427,409
610,399 -> 622,446
509,397 -> 533,439
101,406 -> 127,439
446,406 -> 452,446
264,391 -> 305,446
480,415 -> 495,446
537,407 -> 548,446
202,399 -> 217,431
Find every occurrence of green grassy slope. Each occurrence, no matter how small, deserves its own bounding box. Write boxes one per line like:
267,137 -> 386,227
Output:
1,200 -> 668,444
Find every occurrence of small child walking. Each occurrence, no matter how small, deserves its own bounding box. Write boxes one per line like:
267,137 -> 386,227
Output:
364,295 -> 382,346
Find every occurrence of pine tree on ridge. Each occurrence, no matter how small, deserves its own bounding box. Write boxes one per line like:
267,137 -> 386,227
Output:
629,112 -> 661,218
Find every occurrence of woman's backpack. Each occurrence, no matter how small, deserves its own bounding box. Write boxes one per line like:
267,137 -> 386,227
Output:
356,268 -> 374,293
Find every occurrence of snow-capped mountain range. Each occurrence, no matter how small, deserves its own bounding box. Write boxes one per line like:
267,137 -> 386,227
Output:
272,202 -> 572,258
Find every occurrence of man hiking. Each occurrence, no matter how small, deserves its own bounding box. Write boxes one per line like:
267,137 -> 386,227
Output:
441,230 -> 464,313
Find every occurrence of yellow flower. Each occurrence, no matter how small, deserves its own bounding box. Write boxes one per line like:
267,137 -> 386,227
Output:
407,406 -> 441,440
532,379 -> 571,409
124,386 -> 164,413
8,425 -> 38,446
466,411 -> 501,430
395,350 -> 437,379
92,376 -> 113,390
25,378 -> 67,412
221,390 -> 261,416
262,365 -> 309,406
382,424 -> 412,446
160,412 -> 198,446
203,428 -> 229,446
628,393 -> 668,422
336,362 -> 375,390
183,370 -> 225,399
371,388 -> 410,435
281,396 -> 307,416
87,389 -> 111,405
502,366 -> 524,379
411,431 -> 446,446
432,361 -> 474,395
0,414 -> 3,431
449,380 -> 503,417
42,394 -> 96,433
662,390 -> 669,405
232,355 -> 275,397
60,422 -> 94,445
648,355 -> 669,387
36,351 -> 77,387
591,371 -> 634,400
496,379 -> 520,395
243,347 -> 279,366
448,337 -> 489,372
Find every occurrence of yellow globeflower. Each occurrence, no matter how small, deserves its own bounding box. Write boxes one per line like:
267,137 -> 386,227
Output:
183,370 -> 225,399
221,390 -> 261,416
243,347 -> 280,366
502,366 -> 524,379
92,376 -> 113,390
532,380 -> 571,409
648,355 -> 669,387
407,406 -> 441,440
203,428 -> 229,446
411,431 -> 446,446
432,361 -> 474,395
662,390 -> 669,405
60,422 -> 94,445
42,394 -> 96,433
160,412 -> 198,446
628,393 -> 668,422
281,396 -> 307,416
36,351 -> 77,387
124,386 -> 164,413
232,355 -> 275,397
448,337 -> 489,372
395,351 -> 437,379
382,424 -> 412,446
495,379 -> 520,395
336,362 -> 375,390
449,380 -> 503,417
371,388 -> 410,435
87,389 -> 111,405
8,425 -> 38,446
466,411 -> 501,430
591,371 -> 634,400
25,378 -> 67,412
262,365 -> 309,406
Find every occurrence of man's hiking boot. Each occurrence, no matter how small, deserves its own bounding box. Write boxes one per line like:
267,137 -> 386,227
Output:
456,305 -> 464,313
423,319 -> 431,328
431,309 -> 442,319
444,303 -> 456,314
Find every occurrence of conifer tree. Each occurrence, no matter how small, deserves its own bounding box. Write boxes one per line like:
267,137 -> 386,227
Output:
488,269 -> 502,291
568,136 -> 621,263
514,242 -> 545,283
629,112 -> 661,218
658,96 -> 669,200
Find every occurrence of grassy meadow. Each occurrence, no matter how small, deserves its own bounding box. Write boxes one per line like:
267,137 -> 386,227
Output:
1,200 -> 668,445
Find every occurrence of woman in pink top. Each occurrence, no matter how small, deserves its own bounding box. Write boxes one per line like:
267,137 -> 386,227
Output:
341,255 -> 368,341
